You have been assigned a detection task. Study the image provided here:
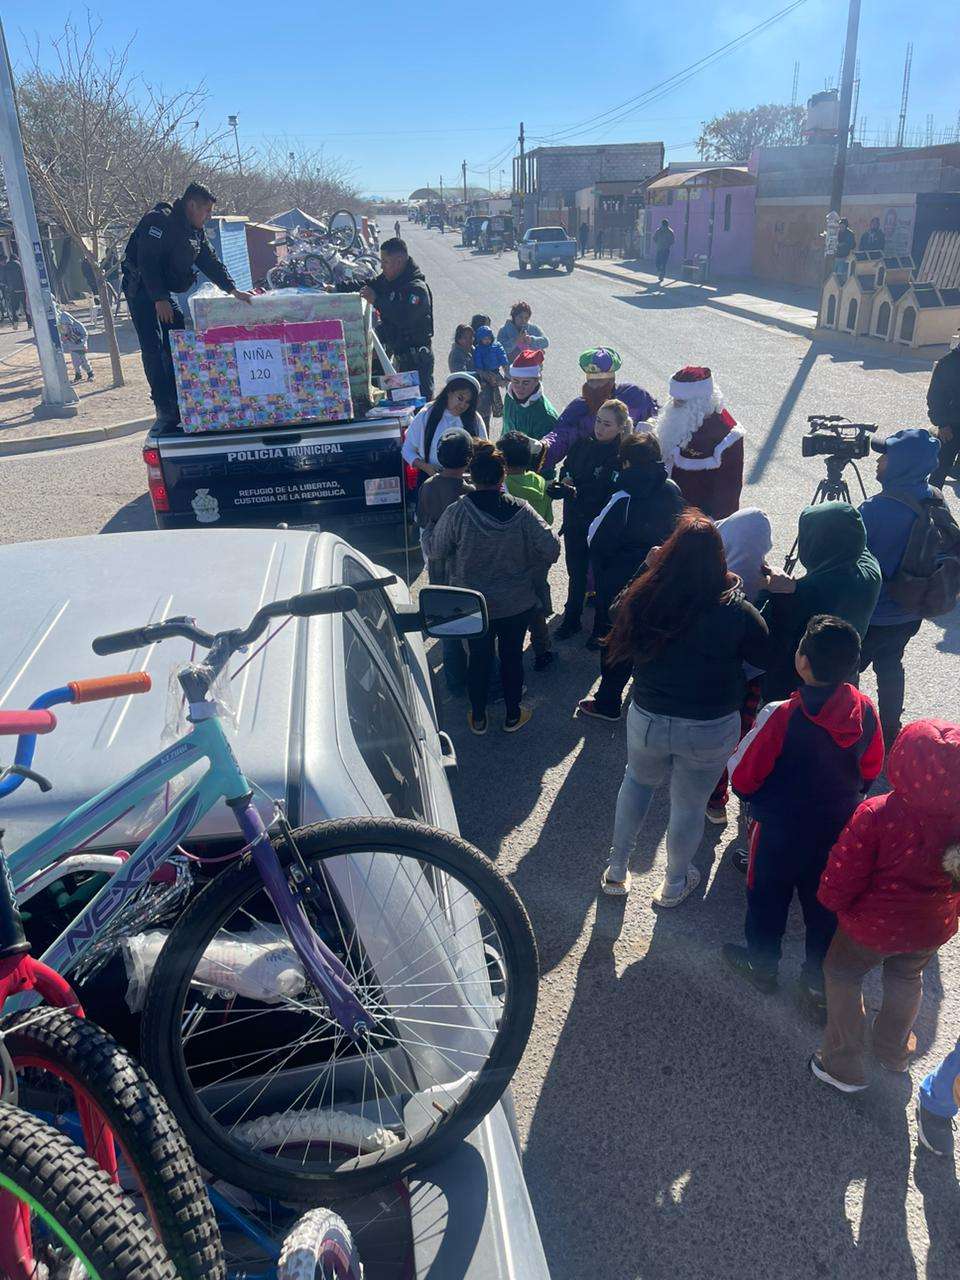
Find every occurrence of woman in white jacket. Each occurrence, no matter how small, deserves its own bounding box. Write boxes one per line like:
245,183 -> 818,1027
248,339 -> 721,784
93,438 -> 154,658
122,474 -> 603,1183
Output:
402,373 -> 487,477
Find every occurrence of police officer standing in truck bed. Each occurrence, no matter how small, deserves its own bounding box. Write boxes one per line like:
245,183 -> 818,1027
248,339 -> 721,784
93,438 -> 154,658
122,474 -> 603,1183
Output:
122,181 -> 252,428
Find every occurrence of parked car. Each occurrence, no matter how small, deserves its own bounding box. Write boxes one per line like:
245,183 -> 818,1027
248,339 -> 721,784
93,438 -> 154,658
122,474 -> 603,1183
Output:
477,215 -> 515,253
461,215 -> 485,247
517,226 -> 577,274
0,527 -> 550,1280
426,214 -> 444,230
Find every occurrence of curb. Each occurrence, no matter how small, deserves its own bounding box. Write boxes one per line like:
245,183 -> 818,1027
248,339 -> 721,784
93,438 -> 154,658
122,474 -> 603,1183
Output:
0,415 -> 151,458
575,260 -> 816,340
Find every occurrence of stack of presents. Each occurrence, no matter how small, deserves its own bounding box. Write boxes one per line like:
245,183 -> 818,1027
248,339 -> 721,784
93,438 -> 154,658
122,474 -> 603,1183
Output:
171,290 -> 373,434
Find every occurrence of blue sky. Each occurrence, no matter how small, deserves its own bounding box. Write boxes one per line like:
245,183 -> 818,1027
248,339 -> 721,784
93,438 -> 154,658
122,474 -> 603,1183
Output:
4,0 -> 958,197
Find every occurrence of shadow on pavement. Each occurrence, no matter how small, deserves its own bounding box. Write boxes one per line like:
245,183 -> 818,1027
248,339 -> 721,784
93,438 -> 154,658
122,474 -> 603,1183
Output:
100,493 -> 158,534
747,345 -> 819,485
523,851 -> 932,1280
914,1146 -> 960,1280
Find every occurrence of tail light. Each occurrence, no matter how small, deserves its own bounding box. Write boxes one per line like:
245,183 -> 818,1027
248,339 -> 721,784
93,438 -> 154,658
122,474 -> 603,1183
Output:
142,446 -> 170,513
399,425 -> 419,490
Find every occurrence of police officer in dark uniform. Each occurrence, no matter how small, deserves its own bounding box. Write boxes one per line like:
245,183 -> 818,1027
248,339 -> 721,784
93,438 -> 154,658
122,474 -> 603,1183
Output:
357,237 -> 434,399
122,181 -> 252,427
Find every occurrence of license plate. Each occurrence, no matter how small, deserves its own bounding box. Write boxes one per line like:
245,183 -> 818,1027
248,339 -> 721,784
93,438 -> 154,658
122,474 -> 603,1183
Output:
364,476 -> 401,506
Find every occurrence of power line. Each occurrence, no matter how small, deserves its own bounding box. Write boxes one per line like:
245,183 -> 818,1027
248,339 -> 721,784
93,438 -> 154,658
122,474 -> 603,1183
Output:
524,0 -> 810,147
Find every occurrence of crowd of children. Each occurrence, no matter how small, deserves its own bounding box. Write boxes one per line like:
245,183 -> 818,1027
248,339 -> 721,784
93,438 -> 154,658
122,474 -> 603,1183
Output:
415,331 -> 960,1134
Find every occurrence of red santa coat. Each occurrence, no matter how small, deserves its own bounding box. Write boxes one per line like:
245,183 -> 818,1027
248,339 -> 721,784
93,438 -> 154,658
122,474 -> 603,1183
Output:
667,409 -> 744,520
817,720 -> 960,953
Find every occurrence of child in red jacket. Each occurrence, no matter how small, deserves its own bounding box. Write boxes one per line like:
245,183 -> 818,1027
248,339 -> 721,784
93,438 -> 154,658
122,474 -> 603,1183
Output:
810,719 -> 960,1093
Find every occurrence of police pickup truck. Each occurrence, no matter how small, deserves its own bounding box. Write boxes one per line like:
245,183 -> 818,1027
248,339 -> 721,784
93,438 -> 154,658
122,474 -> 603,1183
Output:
143,412 -> 416,534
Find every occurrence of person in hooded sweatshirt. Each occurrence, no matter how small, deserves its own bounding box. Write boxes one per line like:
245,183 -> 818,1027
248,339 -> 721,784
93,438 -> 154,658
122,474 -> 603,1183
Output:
811,719 -> 960,1094
760,502 -> 881,703
858,428 -> 953,750
576,432 -> 686,720
422,442 -> 559,735
721,615 -> 884,1014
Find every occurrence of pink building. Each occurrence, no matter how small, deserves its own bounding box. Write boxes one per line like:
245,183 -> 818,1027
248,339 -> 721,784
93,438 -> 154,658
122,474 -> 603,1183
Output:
644,166 -> 756,278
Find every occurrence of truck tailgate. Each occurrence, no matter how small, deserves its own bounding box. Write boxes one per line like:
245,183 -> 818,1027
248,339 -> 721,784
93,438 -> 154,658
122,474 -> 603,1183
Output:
156,416 -> 409,529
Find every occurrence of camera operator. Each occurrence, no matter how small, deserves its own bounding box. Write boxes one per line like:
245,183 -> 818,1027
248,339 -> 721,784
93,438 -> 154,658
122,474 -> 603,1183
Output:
761,502 -> 881,703
858,428 -> 950,749
927,344 -> 960,490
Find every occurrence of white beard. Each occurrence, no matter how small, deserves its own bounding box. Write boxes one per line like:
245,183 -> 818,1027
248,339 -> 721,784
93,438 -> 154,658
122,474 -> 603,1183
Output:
653,388 -> 724,458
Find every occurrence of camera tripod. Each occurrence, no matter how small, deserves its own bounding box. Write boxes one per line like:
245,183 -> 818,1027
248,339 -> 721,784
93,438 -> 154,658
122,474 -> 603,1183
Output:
784,454 -> 869,572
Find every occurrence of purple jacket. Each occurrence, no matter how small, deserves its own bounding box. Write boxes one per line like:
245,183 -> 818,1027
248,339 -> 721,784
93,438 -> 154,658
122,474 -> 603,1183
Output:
542,383 -> 659,468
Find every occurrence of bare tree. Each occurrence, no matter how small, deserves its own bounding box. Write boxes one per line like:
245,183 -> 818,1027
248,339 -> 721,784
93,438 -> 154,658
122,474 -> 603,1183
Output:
17,16 -> 226,385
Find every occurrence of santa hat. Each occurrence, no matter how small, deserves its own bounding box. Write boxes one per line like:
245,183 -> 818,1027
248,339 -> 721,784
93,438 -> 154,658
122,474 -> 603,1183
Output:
579,347 -> 622,381
509,348 -> 544,380
669,366 -> 714,401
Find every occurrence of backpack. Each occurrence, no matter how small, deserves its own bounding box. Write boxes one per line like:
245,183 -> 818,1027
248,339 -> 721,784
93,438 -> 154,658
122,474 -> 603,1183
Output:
886,492 -> 960,618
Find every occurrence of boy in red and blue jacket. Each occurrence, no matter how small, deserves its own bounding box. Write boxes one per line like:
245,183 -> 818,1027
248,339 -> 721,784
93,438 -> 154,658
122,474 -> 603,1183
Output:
721,615 -> 884,1009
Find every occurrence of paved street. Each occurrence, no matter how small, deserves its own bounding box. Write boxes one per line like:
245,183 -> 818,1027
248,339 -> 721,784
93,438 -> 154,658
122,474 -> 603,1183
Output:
1,223 -> 958,1277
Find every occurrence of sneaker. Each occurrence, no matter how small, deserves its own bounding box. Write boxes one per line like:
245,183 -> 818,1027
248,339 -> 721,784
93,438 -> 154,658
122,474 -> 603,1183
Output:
86,370 -> 95,381
721,943 -> 778,995
874,1032 -> 918,1073
808,1054 -> 868,1094
467,711 -> 487,735
584,634 -> 602,652
600,868 -> 631,896
652,867 -> 700,908
554,618 -> 581,641
503,706 -> 532,733
73,371 -> 82,382
916,1101 -> 956,1157
576,698 -> 620,723
706,804 -> 727,825
533,650 -> 555,671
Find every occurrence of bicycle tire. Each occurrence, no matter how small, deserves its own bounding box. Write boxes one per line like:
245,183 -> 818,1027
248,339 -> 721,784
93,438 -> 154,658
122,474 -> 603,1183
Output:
277,1208 -> 363,1280
265,265 -> 289,290
3,1008 -> 225,1280
142,817 -> 538,1199
302,255 -> 334,286
328,211 -> 358,252
0,1102 -> 177,1280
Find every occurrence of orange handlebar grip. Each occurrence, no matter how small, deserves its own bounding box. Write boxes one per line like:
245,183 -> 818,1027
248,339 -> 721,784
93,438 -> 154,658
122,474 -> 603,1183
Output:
68,672 -> 152,703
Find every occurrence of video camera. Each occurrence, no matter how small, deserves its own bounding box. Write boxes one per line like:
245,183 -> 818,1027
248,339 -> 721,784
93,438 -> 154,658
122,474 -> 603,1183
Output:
801,415 -> 877,461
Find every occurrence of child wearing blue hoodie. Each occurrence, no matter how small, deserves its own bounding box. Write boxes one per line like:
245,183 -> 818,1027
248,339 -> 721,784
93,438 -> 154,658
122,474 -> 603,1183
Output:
472,325 -> 509,428
858,428 -> 959,749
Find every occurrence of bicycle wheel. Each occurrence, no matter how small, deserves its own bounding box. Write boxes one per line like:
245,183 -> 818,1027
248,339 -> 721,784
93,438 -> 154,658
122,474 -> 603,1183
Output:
0,1102 -> 177,1280
278,1209 -> 362,1279
328,211 -> 358,252
3,1007 -> 225,1280
142,818 -> 537,1199
302,255 -> 334,286
265,265 -> 289,290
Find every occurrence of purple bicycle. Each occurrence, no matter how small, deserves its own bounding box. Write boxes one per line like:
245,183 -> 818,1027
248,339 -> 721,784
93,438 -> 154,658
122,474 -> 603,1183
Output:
9,581 -> 537,1202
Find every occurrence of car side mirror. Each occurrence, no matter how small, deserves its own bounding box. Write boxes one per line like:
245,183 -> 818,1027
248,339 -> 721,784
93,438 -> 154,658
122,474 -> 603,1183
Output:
419,586 -> 488,639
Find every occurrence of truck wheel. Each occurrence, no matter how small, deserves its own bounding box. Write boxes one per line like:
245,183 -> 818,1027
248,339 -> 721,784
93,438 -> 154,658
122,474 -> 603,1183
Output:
518,258 -> 527,272
565,261 -> 575,273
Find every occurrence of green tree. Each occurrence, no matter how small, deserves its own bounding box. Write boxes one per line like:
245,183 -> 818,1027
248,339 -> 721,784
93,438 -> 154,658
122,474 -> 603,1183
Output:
697,104 -> 805,163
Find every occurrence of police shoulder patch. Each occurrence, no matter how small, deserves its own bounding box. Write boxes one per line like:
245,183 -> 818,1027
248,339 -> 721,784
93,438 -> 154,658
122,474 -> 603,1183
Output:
148,226 -> 163,238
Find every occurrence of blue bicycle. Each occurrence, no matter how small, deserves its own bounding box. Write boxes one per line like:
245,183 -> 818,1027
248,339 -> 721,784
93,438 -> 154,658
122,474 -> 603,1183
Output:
7,581 -> 537,1200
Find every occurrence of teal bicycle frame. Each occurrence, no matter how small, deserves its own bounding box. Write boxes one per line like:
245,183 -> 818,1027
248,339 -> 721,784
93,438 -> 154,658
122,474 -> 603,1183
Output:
8,708 -> 371,1034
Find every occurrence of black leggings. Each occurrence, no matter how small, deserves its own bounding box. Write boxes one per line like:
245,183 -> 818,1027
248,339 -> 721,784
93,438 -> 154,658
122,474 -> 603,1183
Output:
468,611 -> 528,719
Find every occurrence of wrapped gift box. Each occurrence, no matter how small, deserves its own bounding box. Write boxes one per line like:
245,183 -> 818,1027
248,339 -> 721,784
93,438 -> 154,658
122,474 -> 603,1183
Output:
189,288 -> 371,405
171,319 -> 353,433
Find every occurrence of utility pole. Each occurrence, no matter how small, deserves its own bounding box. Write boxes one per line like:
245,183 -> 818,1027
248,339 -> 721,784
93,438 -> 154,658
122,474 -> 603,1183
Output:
462,159 -> 467,209
439,174 -> 443,205
791,62 -> 800,108
829,0 -> 861,217
518,121 -> 525,194
896,43 -> 913,148
0,18 -> 77,415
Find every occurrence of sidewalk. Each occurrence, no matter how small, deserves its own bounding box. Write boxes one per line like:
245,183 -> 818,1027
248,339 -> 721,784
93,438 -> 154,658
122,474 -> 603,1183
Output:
575,256 -> 819,338
0,305 -> 152,454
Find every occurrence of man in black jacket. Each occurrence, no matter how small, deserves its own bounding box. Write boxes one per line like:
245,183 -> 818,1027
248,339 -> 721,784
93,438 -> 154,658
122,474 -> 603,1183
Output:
122,182 -> 252,426
927,345 -> 960,489
357,237 -> 434,398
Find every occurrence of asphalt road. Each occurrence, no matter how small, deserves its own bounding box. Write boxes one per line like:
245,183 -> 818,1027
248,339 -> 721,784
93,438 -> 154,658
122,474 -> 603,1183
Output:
1,224 -> 958,1278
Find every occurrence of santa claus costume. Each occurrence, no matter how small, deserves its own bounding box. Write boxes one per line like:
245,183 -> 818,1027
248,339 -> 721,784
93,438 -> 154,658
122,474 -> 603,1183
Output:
654,366 -> 744,519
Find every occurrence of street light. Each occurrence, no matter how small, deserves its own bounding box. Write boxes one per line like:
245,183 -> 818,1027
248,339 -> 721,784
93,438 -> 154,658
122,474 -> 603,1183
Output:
228,114 -> 243,178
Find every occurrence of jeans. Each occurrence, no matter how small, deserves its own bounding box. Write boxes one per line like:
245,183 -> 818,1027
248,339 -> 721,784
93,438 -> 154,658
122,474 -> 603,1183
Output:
127,288 -> 184,415
920,1036 -> 960,1118
441,635 -> 468,693
820,929 -> 936,1085
858,619 -> 922,749
655,248 -> 670,280
608,704 -> 741,889
68,351 -> 93,377
467,611 -> 528,719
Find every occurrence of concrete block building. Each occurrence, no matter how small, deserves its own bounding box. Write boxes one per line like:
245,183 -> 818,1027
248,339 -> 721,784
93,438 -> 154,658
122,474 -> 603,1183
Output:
516,142 -> 663,238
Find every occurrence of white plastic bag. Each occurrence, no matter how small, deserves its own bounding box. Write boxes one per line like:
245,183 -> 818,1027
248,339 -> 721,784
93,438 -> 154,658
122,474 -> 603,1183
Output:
122,924 -> 305,1012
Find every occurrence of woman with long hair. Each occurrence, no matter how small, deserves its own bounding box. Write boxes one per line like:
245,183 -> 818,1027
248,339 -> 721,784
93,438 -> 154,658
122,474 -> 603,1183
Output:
401,373 -> 487,477
600,512 -> 769,904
